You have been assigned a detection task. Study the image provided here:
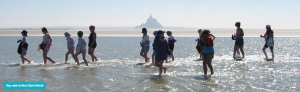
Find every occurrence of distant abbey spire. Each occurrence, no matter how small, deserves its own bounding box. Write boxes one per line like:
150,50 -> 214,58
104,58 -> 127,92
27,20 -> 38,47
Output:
135,15 -> 163,28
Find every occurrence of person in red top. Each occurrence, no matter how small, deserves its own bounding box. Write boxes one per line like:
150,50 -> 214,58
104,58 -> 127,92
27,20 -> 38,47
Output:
167,31 -> 176,61
260,25 -> 274,59
201,30 -> 215,76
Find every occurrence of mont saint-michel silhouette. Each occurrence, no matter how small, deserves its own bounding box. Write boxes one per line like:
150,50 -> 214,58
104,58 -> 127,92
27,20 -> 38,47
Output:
135,15 -> 163,28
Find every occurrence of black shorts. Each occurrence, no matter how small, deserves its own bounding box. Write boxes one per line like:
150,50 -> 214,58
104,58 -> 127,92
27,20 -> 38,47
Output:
264,43 -> 273,49
235,38 -> 244,46
169,44 -> 174,51
88,43 -> 97,49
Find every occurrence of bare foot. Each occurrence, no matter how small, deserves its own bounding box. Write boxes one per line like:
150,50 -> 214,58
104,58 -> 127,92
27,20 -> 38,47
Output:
163,67 -> 167,73
28,61 -> 31,64
145,58 -> 149,63
211,72 -> 214,75
52,62 -> 56,64
95,58 -> 99,61
158,74 -> 162,77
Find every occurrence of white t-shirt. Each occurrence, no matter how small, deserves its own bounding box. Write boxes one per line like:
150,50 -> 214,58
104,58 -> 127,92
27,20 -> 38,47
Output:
141,35 -> 149,46
76,37 -> 87,53
43,33 -> 50,44
67,37 -> 75,50
168,36 -> 175,41
22,36 -> 27,43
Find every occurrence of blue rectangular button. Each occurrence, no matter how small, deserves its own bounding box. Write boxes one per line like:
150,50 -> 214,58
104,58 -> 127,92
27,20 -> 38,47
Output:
4,82 -> 46,90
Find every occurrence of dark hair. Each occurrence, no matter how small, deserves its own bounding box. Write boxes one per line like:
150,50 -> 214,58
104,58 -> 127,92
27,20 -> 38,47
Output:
23,33 -> 28,37
142,28 -> 147,31
21,30 -> 28,37
202,30 -> 209,35
77,31 -> 83,37
167,31 -> 172,34
42,27 -> 48,33
89,25 -> 95,28
235,22 -> 241,27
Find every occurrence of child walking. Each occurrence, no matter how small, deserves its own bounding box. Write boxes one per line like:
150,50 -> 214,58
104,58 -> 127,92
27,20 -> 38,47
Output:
166,31 -> 176,61
64,32 -> 79,65
154,30 -> 170,76
17,30 -> 31,64
75,31 -> 89,66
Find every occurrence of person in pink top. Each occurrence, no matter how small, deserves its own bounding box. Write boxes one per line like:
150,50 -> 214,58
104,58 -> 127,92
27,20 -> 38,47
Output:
39,27 -> 56,64
233,22 -> 245,59
64,32 -> 79,65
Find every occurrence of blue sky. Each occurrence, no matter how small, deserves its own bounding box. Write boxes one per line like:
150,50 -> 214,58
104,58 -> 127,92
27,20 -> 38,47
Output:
0,0 -> 299,29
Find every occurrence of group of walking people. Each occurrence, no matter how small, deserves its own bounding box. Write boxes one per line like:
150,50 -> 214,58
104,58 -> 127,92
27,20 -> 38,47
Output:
17,22 -> 274,77
17,25 -> 100,66
140,22 -> 275,77
139,28 -> 177,76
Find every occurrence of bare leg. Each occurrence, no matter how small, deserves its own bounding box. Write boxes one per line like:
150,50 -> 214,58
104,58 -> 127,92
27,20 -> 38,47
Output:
158,60 -> 166,76
239,46 -> 245,58
65,51 -> 71,63
21,54 -> 25,64
171,50 -> 174,61
70,50 -> 79,65
89,48 -> 96,62
155,59 -> 159,67
140,48 -> 144,57
43,50 -> 55,64
88,47 -> 92,61
233,45 -> 238,59
270,49 -> 274,59
144,50 -> 149,63
152,51 -> 155,65
207,54 -> 214,75
262,46 -> 268,59
202,59 -> 208,75
82,50 -> 88,66
47,57 -> 55,63
141,49 -> 149,63
199,52 -> 202,59
43,50 -> 48,64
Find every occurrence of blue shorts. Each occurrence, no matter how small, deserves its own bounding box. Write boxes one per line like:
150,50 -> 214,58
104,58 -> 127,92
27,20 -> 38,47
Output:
235,38 -> 244,46
143,46 -> 150,52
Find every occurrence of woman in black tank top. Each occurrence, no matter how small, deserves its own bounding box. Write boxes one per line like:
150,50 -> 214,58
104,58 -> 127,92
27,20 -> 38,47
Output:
89,32 -> 97,48
88,25 -> 99,62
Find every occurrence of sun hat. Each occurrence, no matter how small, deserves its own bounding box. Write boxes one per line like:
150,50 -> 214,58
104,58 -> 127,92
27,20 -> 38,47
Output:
198,29 -> 202,33
153,30 -> 158,35
64,32 -> 70,35
157,30 -> 165,35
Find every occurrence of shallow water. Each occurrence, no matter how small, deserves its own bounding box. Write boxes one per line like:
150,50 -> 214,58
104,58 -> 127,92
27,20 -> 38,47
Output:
0,36 -> 299,92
